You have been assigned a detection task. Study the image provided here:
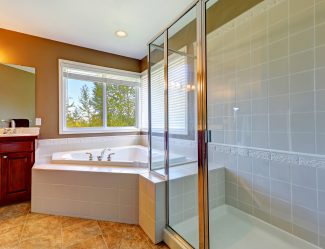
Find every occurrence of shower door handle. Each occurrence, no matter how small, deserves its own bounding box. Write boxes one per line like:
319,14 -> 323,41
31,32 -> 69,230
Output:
205,130 -> 212,143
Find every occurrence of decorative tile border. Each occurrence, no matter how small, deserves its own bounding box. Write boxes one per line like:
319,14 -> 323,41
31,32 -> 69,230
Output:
270,152 -> 299,165
249,149 -> 270,160
299,155 -> 325,168
211,143 -> 325,168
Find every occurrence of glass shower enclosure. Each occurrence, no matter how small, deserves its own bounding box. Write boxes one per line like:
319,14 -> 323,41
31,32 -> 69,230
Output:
148,0 -> 325,248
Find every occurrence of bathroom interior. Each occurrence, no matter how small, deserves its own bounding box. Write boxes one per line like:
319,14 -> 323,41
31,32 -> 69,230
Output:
0,0 -> 325,248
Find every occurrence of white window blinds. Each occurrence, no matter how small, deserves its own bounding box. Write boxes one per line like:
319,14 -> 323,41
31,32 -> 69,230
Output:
168,54 -> 188,134
140,72 -> 149,129
61,61 -> 140,86
146,51 -> 188,134
150,64 -> 165,132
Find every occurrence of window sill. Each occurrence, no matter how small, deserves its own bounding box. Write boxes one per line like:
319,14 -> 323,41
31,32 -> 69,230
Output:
59,127 -> 140,135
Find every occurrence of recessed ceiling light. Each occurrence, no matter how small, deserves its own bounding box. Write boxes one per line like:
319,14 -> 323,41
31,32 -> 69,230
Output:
115,30 -> 128,38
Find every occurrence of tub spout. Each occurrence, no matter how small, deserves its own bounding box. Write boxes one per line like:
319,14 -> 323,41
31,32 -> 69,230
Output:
100,148 -> 111,159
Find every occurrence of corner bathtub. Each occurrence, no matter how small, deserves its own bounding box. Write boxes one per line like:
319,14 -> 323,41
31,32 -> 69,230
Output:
51,145 -> 188,168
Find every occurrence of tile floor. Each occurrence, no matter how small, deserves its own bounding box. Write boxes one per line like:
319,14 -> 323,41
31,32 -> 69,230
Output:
0,202 -> 169,249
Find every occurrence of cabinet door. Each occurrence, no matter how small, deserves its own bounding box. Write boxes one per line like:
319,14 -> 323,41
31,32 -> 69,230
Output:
1,152 -> 32,204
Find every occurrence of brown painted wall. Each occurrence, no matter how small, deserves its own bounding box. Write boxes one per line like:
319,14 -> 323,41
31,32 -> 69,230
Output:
140,57 -> 148,73
0,28 -> 141,139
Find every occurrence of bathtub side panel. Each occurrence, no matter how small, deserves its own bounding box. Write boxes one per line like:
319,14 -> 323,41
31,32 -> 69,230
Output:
31,168 -> 139,224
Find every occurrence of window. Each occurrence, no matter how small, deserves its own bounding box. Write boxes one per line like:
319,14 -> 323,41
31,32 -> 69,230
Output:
149,50 -> 189,135
59,60 -> 140,134
140,72 -> 149,130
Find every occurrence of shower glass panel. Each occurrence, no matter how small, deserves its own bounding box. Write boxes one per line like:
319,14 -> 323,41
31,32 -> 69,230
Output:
206,0 -> 324,248
167,5 -> 199,248
149,34 -> 166,173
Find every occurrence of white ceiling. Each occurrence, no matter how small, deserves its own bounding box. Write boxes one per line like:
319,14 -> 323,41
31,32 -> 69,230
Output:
0,0 -> 193,59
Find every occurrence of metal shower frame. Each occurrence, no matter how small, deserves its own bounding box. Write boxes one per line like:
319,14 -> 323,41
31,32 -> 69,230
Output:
147,1 -> 210,248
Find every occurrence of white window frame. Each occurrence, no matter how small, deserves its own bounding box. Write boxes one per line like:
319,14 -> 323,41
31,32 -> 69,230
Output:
59,59 -> 141,134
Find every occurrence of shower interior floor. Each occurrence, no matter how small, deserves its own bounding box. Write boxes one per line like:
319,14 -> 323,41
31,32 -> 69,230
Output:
172,205 -> 320,249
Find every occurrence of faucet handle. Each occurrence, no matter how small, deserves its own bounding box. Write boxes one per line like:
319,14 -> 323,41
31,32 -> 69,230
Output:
85,152 -> 93,161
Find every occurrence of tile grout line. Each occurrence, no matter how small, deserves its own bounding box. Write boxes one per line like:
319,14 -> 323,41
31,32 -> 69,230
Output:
313,0 -> 321,246
287,0 -> 295,234
60,216 -> 63,249
267,0 -> 272,226
97,220 -> 109,249
249,10 -> 254,216
17,206 -> 29,248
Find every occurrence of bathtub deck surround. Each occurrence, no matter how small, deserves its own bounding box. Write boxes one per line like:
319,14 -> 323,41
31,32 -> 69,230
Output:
139,173 -> 166,243
32,165 -> 168,245
0,201 -> 169,249
31,134 -> 170,244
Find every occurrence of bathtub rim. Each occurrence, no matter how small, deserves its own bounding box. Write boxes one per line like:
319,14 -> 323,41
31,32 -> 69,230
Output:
51,145 -> 148,168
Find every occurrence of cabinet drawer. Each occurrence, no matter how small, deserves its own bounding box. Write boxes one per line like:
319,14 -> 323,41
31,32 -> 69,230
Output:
0,141 -> 34,153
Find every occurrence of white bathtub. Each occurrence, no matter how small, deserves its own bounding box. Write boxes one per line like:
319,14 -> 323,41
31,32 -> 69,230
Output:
51,145 -> 188,168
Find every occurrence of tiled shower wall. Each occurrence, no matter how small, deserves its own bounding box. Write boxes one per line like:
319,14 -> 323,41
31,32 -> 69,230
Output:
207,0 -> 325,153
207,0 -> 325,247
169,166 -> 225,227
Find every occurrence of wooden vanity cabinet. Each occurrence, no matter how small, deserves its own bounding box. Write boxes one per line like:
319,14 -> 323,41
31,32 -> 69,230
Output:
0,136 -> 37,206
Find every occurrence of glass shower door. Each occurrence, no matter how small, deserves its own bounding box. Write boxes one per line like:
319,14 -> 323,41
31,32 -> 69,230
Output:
167,4 -> 199,248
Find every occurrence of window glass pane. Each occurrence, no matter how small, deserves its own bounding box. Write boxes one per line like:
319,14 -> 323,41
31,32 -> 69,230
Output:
150,62 -> 165,132
149,52 -> 188,134
168,49 -> 188,134
106,84 -> 136,127
65,79 -> 103,128
61,60 -> 140,133
140,72 -> 149,129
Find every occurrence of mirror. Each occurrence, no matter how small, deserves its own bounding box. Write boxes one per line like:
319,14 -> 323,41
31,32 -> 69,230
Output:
0,63 -> 35,127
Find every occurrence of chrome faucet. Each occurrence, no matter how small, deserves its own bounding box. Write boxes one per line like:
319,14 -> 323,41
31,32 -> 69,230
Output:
1,120 -> 16,135
97,148 -> 111,161
10,120 -> 16,129
0,120 -> 6,128
107,153 -> 115,161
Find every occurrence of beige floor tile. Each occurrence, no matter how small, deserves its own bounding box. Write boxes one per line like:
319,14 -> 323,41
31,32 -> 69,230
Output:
61,216 -> 92,228
119,238 -> 152,249
0,225 -> 22,249
65,235 -> 107,249
102,233 -> 121,249
19,232 -> 62,249
0,214 -> 26,234
98,221 -> 125,235
0,202 -> 30,220
21,214 -> 61,240
62,219 -> 101,248
0,202 -> 169,249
